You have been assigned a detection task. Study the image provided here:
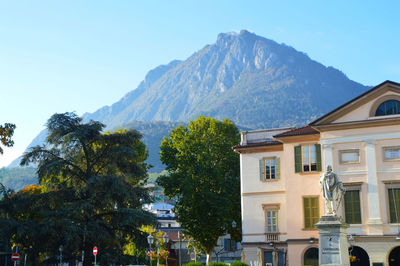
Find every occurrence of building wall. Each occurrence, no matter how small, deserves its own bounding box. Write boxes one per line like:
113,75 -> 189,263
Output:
240,139 -> 322,265
240,83 -> 400,265
320,124 -> 400,236
282,141 -> 321,240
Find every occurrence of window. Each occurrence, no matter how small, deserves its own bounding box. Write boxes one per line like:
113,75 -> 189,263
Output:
223,239 -> 237,251
344,190 -> 361,224
339,149 -> 360,164
294,144 -> 322,173
259,157 -> 280,181
303,247 -> 319,266
265,159 -> 275,179
388,188 -> 400,223
384,146 -> 400,161
303,197 -> 319,229
375,100 -> 400,116
265,210 -> 278,233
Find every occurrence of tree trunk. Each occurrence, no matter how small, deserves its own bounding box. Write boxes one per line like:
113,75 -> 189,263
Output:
206,250 -> 213,265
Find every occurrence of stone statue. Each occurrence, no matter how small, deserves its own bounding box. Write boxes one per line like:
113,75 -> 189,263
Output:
320,165 -> 345,215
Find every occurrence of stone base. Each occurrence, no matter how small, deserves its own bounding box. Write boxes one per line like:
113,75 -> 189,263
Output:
315,215 -> 350,266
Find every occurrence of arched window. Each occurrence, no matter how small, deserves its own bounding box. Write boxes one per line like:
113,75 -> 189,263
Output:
303,247 -> 318,266
375,100 -> 400,116
389,246 -> 400,266
349,246 -> 370,266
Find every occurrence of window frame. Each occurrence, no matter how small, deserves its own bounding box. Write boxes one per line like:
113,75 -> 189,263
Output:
295,144 -> 322,173
343,186 -> 362,224
264,157 -> 276,180
265,210 -> 278,233
259,157 -> 280,181
263,204 -> 280,233
369,95 -> 400,117
339,149 -> 360,165
383,146 -> 400,162
375,100 -> 400,116
303,196 -> 319,230
302,144 -> 317,172
386,183 -> 400,224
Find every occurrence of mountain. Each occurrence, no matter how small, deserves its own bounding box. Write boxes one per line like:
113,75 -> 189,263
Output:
8,121 -> 185,173
110,121 -> 184,173
0,167 -> 37,191
10,30 -> 370,173
84,30 -> 368,130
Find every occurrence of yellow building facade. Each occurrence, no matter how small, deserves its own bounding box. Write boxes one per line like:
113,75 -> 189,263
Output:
234,81 -> 400,266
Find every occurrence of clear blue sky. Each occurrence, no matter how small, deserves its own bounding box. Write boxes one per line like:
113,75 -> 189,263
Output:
1,0 -> 400,167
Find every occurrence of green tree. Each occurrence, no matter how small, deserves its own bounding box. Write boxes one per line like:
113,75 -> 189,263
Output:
0,123 -> 16,154
0,112 -> 156,265
157,116 -> 241,264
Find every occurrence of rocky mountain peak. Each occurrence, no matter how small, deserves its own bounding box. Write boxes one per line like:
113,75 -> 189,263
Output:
11,30 -> 370,171
81,30 -> 368,130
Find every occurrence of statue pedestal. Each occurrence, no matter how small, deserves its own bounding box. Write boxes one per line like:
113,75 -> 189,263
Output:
315,215 -> 350,266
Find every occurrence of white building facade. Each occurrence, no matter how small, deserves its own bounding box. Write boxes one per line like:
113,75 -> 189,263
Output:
235,81 -> 400,266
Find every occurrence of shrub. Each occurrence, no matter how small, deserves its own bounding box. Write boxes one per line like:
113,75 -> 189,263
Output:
231,261 -> 248,266
183,262 -> 204,266
209,262 -> 228,266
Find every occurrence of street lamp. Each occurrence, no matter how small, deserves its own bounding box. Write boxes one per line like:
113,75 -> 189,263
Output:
58,245 -> 63,266
163,232 -> 169,244
232,221 -> 237,229
147,235 -> 154,266
163,233 -> 169,266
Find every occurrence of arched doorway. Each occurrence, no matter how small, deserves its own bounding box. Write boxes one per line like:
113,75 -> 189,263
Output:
303,247 -> 318,266
389,246 -> 400,266
349,246 -> 370,266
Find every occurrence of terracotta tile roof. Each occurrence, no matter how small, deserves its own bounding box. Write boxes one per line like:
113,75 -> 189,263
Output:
273,125 -> 319,138
166,231 -> 179,241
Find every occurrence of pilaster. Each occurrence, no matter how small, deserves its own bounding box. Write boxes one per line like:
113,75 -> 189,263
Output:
363,139 -> 383,232
322,144 -> 333,170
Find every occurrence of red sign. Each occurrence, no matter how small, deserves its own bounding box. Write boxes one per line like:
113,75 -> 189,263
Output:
11,253 -> 19,261
93,246 -> 98,256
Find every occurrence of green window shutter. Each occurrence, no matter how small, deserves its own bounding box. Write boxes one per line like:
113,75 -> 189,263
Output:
311,197 -> 319,227
315,144 -> 322,171
389,188 -> 400,223
304,197 -> 319,229
275,157 -> 280,179
259,158 -> 265,181
294,145 -> 302,173
303,198 -> 311,228
344,190 -> 361,224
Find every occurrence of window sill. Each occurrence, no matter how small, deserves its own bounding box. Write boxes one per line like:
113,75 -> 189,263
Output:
340,162 -> 361,165
262,179 -> 281,182
369,113 -> 400,120
297,171 -> 321,175
383,159 -> 400,162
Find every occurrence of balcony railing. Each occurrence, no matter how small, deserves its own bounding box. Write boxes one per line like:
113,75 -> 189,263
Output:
266,233 -> 279,242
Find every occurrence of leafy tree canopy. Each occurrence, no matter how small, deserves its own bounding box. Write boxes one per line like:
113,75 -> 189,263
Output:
0,123 -> 16,154
0,112 -> 156,265
157,116 -> 241,264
